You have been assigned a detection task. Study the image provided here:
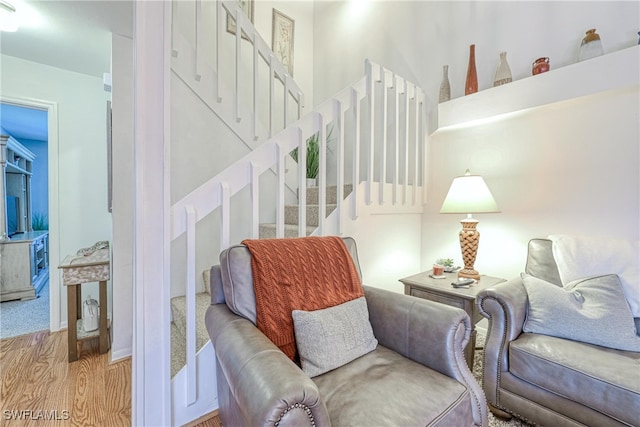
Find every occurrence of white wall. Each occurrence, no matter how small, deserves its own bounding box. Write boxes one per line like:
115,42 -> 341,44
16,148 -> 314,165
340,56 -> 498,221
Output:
343,209 -> 422,294
1,54 -> 113,329
110,33 -> 134,361
425,85 -> 639,280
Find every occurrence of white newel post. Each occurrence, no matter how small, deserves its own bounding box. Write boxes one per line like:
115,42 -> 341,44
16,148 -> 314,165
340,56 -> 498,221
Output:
0,135 -> 7,241
132,1 -> 172,425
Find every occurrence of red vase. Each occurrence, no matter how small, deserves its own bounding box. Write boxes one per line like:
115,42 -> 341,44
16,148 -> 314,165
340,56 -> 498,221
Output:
465,44 -> 478,95
532,57 -> 550,75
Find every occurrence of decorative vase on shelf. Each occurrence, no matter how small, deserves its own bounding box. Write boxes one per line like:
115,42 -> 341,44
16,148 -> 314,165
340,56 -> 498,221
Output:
532,57 -> 550,75
439,65 -> 451,103
465,44 -> 478,95
493,51 -> 512,87
578,29 -> 604,61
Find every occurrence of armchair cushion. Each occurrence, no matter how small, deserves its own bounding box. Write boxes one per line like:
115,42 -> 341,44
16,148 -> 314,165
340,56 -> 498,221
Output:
312,345 -> 472,427
293,296 -> 378,377
522,273 -> 640,352
509,333 -> 640,426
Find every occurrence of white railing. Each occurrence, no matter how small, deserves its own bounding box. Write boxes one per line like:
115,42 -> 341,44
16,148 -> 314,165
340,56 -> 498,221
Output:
170,59 -> 428,423
171,0 -> 304,147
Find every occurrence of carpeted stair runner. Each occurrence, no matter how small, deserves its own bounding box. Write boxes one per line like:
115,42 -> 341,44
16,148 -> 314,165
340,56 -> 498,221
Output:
171,270 -> 212,377
259,184 -> 353,238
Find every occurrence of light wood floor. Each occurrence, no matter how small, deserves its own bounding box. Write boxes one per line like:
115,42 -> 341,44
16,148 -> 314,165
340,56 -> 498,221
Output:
187,412 -> 222,427
0,330 -> 130,427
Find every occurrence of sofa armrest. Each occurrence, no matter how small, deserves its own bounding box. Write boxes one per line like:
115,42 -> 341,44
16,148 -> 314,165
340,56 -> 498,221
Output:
476,278 -> 528,406
364,285 -> 488,427
206,304 -> 331,427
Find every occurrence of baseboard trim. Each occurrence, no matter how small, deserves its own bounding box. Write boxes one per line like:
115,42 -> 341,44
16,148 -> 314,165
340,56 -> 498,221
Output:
111,347 -> 132,362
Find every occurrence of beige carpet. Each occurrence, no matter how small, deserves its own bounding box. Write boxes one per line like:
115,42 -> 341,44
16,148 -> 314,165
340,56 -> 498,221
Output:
474,329 -> 532,427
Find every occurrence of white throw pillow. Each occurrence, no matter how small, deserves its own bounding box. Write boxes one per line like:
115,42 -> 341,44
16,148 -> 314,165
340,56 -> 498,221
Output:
548,234 -> 640,317
292,296 -> 378,377
522,273 -> 640,352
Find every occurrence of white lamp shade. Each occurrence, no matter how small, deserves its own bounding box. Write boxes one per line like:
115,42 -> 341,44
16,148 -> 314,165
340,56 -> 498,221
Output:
440,174 -> 500,214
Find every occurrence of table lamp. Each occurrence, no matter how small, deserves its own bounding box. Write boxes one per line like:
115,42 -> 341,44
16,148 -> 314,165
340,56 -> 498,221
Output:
440,170 -> 500,279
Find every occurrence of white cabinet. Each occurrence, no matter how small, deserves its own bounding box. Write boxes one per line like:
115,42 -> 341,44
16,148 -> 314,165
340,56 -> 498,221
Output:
1,135 -> 35,239
0,231 -> 49,301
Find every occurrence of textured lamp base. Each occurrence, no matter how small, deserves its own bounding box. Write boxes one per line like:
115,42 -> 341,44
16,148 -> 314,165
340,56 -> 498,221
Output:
458,267 -> 480,280
458,218 -> 481,280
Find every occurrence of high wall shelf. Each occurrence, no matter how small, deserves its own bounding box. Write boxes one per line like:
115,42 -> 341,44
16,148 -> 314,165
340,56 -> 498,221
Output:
436,45 -> 640,131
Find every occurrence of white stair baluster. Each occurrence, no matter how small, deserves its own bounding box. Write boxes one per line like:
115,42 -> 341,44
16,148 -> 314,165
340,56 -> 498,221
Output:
380,69 -> 388,205
185,205 -> 196,405
296,128 -> 306,237
351,87 -> 361,220
235,8 -> 242,122
404,81 -> 410,205
250,162 -> 260,238
366,60 -> 375,205
333,100 -> 344,235
220,182 -> 230,249
317,114 -> 326,236
276,143 -> 285,238
194,0 -> 202,81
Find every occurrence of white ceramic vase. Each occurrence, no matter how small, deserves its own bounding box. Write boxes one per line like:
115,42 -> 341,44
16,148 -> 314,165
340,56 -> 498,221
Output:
439,65 -> 451,103
578,29 -> 604,61
493,52 -> 513,87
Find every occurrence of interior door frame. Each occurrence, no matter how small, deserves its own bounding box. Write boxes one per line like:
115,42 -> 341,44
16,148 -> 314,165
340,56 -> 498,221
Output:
1,95 -> 60,333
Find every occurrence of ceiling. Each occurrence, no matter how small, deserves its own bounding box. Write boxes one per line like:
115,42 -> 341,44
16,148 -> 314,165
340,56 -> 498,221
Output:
0,102 -> 48,141
0,0 -> 133,142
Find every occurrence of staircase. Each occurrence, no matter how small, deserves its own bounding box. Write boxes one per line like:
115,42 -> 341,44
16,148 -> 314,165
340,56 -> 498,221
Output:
167,1 -> 428,425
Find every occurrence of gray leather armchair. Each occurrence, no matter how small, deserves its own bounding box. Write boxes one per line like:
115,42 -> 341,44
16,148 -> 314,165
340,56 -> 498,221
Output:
477,238 -> 640,427
205,237 -> 488,427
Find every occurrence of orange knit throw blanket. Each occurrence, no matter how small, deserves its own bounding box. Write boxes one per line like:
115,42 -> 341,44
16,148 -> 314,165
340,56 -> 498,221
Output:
242,236 -> 364,361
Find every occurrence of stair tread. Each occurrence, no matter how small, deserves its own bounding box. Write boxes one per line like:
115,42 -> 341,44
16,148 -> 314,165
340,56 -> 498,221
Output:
284,203 -> 337,208
259,223 -> 316,231
259,223 -> 316,238
303,184 -> 353,205
170,292 -> 211,375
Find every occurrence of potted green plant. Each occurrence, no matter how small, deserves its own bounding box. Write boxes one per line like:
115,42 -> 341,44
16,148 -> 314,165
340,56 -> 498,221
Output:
290,127 -> 333,187
436,258 -> 459,273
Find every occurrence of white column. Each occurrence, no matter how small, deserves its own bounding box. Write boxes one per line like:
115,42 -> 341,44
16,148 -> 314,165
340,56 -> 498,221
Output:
132,1 -> 171,425
0,135 -> 7,241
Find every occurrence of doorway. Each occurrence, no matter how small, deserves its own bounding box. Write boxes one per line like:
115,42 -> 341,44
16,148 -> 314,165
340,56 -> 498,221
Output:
0,96 -> 60,338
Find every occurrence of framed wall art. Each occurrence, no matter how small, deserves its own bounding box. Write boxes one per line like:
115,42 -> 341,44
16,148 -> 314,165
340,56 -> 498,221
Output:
227,0 -> 254,40
272,9 -> 295,76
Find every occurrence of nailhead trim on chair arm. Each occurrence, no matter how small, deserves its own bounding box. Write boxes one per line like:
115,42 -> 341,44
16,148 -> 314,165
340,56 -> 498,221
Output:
478,294 -> 537,426
274,403 -> 315,426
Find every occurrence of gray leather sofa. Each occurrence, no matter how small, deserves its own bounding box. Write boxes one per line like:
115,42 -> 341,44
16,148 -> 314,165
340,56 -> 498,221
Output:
477,238 -> 640,427
205,237 -> 488,427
